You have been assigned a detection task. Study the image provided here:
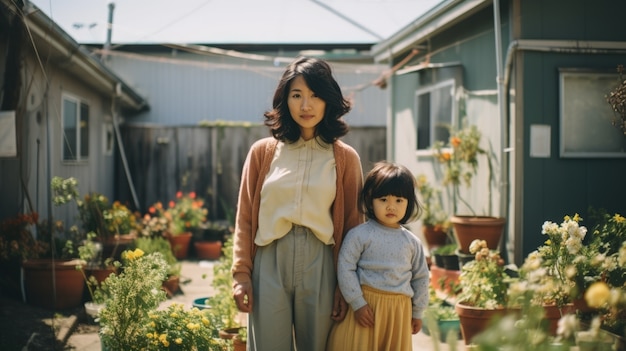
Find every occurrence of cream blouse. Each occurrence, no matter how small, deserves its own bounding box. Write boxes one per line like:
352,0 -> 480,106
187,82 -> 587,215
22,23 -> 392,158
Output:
256,137 -> 336,246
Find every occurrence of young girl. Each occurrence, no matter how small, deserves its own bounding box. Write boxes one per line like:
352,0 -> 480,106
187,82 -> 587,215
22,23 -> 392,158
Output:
326,161 -> 430,351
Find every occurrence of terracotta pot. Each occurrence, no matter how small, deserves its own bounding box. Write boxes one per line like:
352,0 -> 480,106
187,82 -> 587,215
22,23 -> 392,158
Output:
162,275 -> 180,297
99,234 -> 136,261
422,225 -> 448,250
450,215 -> 506,254
543,304 -> 575,336
85,266 -> 117,284
167,232 -> 192,259
455,303 -> 518,345
194,240 -> 222,260
233,337 -> 246,351
22,258 -> 86,310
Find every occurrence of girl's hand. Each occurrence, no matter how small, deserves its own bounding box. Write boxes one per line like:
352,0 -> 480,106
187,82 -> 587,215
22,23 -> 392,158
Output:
354,305 -> 374,328
412,318 -> 422,334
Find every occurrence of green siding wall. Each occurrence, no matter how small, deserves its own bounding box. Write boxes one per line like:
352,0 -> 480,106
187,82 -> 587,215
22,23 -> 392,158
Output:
519,0 -> 626,256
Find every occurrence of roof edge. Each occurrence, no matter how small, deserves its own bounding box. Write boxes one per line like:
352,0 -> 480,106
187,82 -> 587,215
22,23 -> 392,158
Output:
20,1 -> 149,112
371,0 -> 491,63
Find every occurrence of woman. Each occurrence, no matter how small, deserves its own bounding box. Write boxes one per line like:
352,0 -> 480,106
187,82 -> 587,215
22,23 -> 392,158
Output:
231,56 -> 364,351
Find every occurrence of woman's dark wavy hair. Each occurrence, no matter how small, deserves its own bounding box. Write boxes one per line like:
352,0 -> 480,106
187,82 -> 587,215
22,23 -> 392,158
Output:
359,161 -> 421,224
264,56 -> 351,143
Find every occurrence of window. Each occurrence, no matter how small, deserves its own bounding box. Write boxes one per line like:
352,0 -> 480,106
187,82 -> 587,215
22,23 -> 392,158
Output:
559,69 -> 626,158
62,95 -> 89,161
103,122 -> 114,156
415,79 -> 456,151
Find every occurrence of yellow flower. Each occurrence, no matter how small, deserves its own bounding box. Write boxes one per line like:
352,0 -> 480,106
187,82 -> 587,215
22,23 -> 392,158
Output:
175,338 -> 183,344
585,281 -> 611,308
123,248 -> 145,260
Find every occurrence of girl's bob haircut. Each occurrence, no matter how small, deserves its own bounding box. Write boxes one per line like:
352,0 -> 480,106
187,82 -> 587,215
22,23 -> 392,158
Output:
360,161 -> 421,224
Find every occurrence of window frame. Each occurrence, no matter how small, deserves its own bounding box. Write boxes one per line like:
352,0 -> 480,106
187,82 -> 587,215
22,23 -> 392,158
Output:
62,93 -> 90,162
559,68 -> 626,158
414,78 -> 457,156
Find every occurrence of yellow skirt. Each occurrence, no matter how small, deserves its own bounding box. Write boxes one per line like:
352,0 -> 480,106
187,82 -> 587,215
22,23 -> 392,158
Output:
326,285 -> 413,351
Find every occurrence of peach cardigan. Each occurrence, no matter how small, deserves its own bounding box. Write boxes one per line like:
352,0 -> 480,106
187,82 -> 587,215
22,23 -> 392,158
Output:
232,137 -> 364,283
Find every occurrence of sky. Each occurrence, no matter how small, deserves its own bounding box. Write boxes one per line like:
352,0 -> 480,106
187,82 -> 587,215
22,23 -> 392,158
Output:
28,0 -> 442,45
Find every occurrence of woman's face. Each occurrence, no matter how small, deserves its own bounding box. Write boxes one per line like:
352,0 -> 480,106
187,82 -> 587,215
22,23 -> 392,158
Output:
372,195 -> 408,229
287,75 -> 326,141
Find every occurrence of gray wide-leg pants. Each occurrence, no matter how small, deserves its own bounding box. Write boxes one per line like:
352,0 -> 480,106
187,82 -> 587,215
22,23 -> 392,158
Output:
248,225 -> 335,351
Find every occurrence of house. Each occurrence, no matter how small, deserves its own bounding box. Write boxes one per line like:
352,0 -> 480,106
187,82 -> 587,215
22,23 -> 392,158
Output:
371,0 -> 626,263
0,0 -> 148,226
26,0 -> 437,217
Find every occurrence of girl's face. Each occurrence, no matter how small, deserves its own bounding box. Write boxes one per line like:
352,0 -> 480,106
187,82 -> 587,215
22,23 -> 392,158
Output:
288,75 -> 326,141
372,195 -> 407,229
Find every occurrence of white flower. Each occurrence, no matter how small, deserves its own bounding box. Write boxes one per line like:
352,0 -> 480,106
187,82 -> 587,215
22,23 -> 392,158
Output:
556,314 -> 579,339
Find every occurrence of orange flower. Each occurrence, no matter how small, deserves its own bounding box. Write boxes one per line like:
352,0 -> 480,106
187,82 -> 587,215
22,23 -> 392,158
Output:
189,191 -> 196,199
148,206 -> 156,214
450,136 -> 461,148
169,201 -> 175,208
176,191 -> 183,199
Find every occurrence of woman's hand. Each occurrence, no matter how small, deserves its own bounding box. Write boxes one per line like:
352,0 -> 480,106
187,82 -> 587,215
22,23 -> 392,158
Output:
232,275 -> 253,313
331,286 -> 348,321
354,304 -> 374,328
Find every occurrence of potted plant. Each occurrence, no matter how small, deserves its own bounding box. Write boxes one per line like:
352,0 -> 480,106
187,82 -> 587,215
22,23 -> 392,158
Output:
207,235 -> 247,349
416,174 -> 451,251
165,191 -> 208,259
143,302 -> 218,351
97,249 -> 169,350
431,117 -> 505,254
431,243 -> 459,271
193,221 -> 230,260
134,236 -> 182,297
422,287 -> 461,344
0,212 -> 48,299
20,176 -> 87,310
454,239 -> 516,345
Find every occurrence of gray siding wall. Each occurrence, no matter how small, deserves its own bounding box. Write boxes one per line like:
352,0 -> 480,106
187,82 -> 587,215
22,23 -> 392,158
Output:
105,52 -> 389,127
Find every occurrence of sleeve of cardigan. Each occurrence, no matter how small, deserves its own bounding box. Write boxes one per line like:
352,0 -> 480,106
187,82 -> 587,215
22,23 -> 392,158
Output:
342,145 -> 364,234
231,139 -> 263,282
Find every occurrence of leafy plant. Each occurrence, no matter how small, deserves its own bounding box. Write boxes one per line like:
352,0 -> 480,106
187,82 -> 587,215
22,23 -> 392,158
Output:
134,236 -> 181,277
431,117 -> 496,216
416,174 -> 449,229
456,239 -> 512,309
166,191 -> 208,235
207,235 -> 240,331
143,303 -> 218,351
97,249 -> 169,351
606,64 -> 626,135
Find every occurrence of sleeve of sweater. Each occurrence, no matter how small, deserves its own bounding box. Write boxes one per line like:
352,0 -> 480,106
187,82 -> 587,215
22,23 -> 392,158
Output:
231,139 -> 266,283
410,235 -> 431,319
337,227 -> 368,311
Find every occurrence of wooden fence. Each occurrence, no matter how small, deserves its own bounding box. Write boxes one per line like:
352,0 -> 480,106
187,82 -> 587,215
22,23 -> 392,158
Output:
115,125 -> 386,221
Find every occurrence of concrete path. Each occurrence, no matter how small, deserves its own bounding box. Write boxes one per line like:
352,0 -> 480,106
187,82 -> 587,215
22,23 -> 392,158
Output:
66,260 -> 456,350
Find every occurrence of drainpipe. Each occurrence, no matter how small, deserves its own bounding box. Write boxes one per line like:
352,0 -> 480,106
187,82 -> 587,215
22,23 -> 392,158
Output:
499,38 -> 626,262
111,83 -> 141,210
102,2 -> 115,61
